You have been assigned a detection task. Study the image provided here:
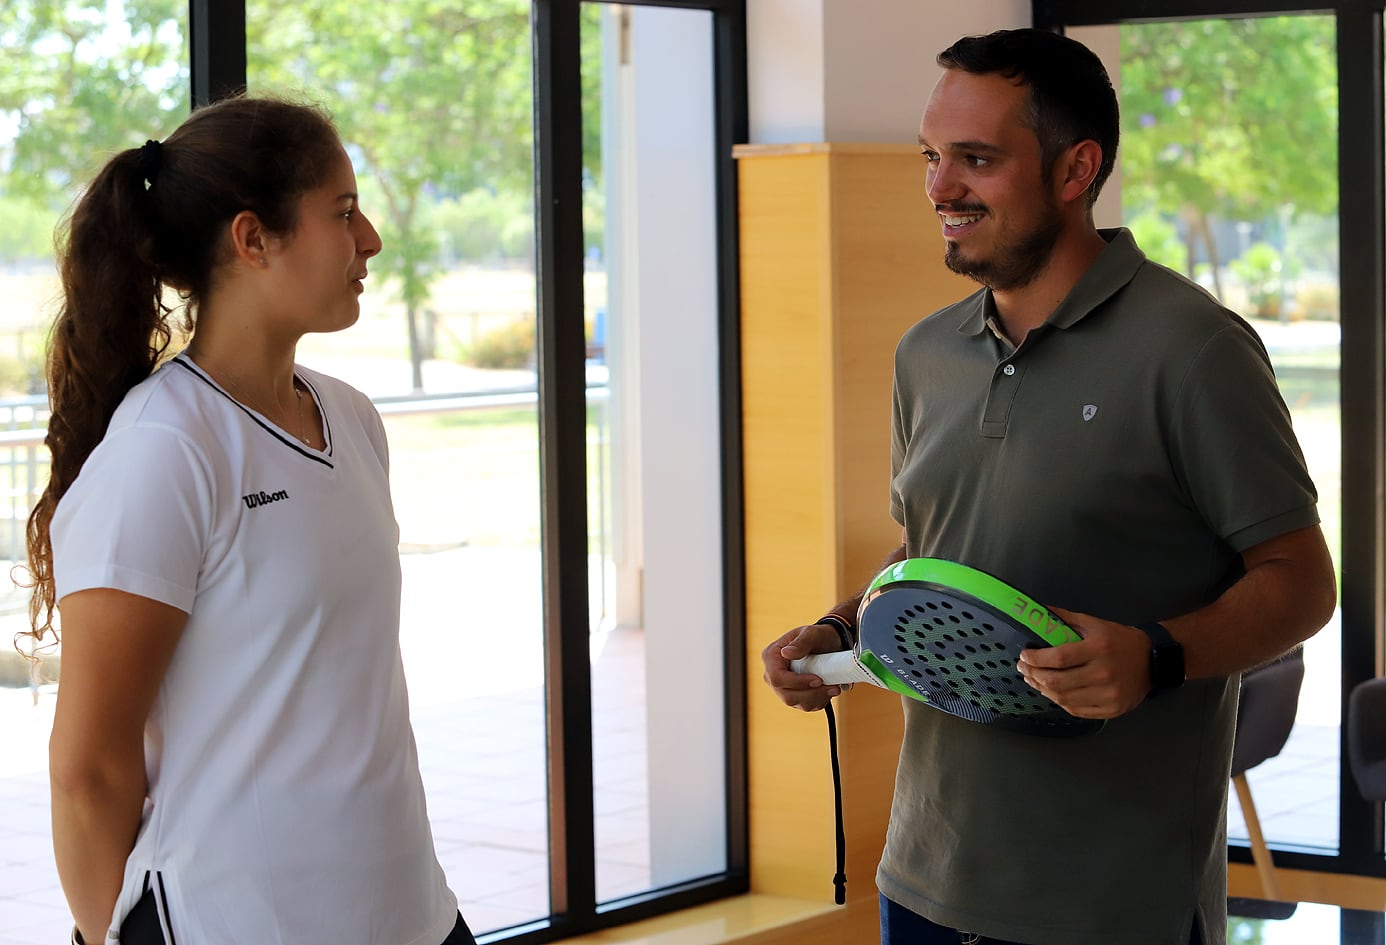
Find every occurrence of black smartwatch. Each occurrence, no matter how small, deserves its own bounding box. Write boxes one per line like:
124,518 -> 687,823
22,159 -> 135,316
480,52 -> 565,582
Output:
1136,621 -> 1185,696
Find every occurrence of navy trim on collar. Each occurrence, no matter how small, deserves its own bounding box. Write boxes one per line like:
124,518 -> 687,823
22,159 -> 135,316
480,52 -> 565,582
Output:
172,355 -> 334,469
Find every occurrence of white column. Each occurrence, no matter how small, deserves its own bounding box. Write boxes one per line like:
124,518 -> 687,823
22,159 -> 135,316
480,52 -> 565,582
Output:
622,5 -> 727,884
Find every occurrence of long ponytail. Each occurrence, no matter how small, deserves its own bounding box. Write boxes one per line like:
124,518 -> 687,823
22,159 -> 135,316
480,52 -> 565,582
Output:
23,146 -> 178,645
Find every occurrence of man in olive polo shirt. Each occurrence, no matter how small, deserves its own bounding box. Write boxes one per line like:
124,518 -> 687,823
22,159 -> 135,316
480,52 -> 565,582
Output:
762,28 -> 1337,945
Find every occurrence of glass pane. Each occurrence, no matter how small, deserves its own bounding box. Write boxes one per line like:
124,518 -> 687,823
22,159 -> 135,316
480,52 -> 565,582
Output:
0,2 -> 189,941
581,3 -> 727,903
246,2 -> 548,935
1114,15 -> 1341,852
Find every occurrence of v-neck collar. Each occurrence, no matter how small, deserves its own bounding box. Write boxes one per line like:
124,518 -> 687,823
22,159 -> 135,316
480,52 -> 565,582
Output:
172,354 -> 335,468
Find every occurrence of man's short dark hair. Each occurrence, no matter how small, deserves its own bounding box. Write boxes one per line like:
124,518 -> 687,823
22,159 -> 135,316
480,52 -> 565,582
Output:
938,29 -> 1119,205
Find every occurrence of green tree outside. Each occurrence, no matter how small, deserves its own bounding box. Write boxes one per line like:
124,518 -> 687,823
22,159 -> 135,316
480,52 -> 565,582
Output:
247,0 -> 603,391
0,0 -> 189,391
1119,16 -> 1338,303
0,0 -> 189,209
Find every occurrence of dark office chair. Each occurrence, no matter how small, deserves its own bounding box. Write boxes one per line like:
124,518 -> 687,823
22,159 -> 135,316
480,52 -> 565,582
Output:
1348,676 -> 1386,803
1230,646 -> 1305,904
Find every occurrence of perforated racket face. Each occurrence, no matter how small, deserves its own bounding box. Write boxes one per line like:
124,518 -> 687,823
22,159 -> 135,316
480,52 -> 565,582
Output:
859,581 -> 1103,737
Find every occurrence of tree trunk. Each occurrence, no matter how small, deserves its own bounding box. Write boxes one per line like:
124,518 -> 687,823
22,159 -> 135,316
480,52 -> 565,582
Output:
405,302 -> 425,394
1192,209 -> 1223,301
1180,205 -> 1224,302
421,308 -> 438,361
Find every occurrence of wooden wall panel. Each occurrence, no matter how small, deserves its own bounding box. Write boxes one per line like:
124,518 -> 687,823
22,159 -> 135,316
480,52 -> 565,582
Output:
826,147 -> 974,595
738,149 -> 840,900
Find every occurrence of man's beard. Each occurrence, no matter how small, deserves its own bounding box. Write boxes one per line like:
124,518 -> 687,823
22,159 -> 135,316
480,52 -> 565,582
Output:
943,207 -> 1064,292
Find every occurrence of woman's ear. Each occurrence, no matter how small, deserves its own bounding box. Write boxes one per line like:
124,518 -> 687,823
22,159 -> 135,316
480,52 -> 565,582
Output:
228,210 -> 271,269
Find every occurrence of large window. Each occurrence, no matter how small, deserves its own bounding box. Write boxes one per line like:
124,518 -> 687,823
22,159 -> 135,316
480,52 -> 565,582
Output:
1045,0 -> 1384,913
0,1 -> 747,942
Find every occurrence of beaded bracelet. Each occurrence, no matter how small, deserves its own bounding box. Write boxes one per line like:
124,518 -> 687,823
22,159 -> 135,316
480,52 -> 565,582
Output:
816,613 -> 856,650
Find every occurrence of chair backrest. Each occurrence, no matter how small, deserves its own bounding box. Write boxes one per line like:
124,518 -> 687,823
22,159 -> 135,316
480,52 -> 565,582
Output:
1232,647 -> 1306,778
1348,676 -> 1386,802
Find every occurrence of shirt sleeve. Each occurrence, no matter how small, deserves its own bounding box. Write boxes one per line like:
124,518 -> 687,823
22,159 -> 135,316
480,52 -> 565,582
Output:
1168,324 -> 1321,553
890,367 -> 907,527
51,424 -> 213,612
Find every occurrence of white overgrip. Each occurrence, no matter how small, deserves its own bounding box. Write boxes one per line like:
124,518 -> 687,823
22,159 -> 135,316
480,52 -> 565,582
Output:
789,650 -> 883,687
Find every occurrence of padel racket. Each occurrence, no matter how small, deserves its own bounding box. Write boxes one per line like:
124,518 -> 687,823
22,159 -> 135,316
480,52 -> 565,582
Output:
791,557 -> 1103,736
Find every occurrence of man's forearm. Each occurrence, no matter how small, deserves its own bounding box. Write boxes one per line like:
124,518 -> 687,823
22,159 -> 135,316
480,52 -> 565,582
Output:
1165,526 -> 1336,679
821,542 -> 909,626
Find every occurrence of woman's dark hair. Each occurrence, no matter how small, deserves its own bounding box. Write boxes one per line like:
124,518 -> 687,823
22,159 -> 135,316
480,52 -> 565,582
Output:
20,95 -> 343,647
938,28 -> 1119,205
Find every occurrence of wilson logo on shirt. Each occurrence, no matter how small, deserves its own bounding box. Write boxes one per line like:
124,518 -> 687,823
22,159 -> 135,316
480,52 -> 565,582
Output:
242,489 -> 290,510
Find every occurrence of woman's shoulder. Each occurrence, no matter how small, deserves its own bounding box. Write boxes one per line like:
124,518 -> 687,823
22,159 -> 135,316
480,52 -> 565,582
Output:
105,356 -> 214,438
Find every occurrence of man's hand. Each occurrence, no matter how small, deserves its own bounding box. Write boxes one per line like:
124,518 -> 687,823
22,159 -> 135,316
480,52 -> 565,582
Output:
1015,607 -> 1152,719
761,622 -> 850,712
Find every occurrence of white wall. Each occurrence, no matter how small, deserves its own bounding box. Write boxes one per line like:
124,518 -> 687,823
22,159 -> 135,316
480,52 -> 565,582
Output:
749,0 -> 1030,144
745,0 -> 826,144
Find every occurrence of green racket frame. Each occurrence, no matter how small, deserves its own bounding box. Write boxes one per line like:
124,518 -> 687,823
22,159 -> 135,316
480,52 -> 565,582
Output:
794,558 -> 1103,737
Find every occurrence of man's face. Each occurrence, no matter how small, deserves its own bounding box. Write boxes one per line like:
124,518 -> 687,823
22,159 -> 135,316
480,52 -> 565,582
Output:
918,69 -> 1064,292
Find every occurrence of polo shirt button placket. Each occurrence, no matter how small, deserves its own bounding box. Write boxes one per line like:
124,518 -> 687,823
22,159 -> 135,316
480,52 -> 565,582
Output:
982,360 -> 1022,438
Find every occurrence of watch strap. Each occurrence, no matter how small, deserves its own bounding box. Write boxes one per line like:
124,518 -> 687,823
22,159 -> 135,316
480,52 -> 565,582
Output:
1136,621 -> 1175,646
1135,621 -> 1185,695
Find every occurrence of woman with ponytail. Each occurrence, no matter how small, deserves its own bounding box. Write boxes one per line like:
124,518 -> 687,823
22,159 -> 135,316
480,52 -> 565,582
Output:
24,96 -> 472,945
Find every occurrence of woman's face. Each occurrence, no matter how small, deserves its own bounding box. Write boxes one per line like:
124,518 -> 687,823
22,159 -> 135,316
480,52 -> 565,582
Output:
269,145 -> 382,334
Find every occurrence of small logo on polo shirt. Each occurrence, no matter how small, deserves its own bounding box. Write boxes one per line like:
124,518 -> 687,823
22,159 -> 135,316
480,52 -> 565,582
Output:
1082,404 -> 1099,422
242,489 -> 290,510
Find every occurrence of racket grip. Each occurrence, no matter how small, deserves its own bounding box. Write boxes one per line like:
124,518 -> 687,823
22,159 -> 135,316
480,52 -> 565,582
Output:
790,650 -> 880,687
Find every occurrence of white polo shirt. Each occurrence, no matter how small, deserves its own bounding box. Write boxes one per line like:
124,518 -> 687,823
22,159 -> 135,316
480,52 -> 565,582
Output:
52,354 -> 457,945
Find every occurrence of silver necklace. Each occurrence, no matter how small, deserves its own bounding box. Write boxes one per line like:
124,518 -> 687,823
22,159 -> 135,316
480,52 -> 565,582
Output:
291,378 -> 316,447
209,367 -> 313,447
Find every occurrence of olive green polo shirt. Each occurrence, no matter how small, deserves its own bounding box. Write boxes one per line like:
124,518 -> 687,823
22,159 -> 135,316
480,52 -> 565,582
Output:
877,229 -> 1319,945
